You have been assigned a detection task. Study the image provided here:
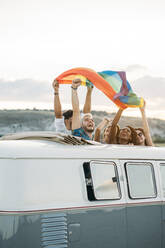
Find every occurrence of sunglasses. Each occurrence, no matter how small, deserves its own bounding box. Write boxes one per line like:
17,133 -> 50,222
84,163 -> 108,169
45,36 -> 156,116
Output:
137,132 -> 143,137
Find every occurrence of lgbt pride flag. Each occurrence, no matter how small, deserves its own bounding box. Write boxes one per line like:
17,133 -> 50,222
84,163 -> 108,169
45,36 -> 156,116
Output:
56,67 -> 144,109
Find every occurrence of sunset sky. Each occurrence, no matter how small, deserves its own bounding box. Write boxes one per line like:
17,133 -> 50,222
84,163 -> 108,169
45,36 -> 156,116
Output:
0,0 -> 165,119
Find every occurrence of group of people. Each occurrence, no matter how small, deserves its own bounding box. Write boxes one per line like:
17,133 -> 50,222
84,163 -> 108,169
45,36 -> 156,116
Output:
53,78 -> 153,146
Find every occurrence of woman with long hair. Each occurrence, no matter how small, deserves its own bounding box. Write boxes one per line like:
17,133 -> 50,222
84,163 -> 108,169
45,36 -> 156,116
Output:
107,108 -> 134,145
116,126 -> 134,145
128,101 -> 153,146
94,108 -> 132,145
95,100 -> 153,146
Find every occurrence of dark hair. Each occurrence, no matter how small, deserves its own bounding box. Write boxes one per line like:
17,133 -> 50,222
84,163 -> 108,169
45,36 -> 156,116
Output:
127,126 -> 146,145
135,127 -> 145,135
135,127 -> 147,145
63,110 -> 73,120
117,126 -> 135,144
126,126 -> 137,144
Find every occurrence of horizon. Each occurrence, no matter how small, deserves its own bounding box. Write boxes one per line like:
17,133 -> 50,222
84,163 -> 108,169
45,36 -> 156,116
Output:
0,105 -> 164,121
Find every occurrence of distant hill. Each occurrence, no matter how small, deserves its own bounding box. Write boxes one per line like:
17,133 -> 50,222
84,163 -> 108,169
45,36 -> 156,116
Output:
0,109 -> 165,143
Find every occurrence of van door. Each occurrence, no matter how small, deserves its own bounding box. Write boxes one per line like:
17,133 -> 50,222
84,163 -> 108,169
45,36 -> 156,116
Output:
73,160 -> 127,248
121,161 -> 162,248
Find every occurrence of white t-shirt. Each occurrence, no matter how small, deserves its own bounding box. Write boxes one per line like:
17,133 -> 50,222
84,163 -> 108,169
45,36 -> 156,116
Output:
53,117 -> 71,135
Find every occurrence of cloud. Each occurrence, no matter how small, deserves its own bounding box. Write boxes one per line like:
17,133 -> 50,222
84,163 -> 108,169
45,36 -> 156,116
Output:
126,64 -> 148,72
0,78 -> 51,102
133,75 -> 165,98
125,64 -> 148,81
131,75 -> 165,111
0,78 -> 91,106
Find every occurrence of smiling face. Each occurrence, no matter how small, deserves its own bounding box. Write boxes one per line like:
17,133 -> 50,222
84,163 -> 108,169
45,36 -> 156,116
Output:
119,127 -> 132,143
82,115 -> 95,133
136,129 -> 145,145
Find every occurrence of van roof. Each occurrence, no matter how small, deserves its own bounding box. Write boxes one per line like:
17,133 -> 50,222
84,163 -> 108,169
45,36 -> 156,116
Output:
0,131 -> 98,145
0,132 -> 164,160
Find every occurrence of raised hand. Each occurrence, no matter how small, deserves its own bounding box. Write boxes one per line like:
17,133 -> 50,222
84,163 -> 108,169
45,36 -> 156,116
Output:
52,79 -> 59,93
140,99 -> 146,112
72,78 -> 81,89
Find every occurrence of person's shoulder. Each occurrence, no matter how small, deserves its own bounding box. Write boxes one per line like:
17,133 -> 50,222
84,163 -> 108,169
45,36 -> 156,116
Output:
54,117 -> 65,123
72,127 -> 87,137
72,128 -> 91,140
72,127 -> 83,134
54,117 -> 67,133
54,117 -> 65,128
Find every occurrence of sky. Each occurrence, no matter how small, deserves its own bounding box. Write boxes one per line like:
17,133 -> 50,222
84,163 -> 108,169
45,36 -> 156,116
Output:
0,0 -> 165,119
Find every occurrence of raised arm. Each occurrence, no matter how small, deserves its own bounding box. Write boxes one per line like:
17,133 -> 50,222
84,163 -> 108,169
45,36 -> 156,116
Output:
108,108 -> 123,144
52,79 -> 62,118
111,108 -> 123,128
140,101 -> 153,146
71,79 -> 81,130
94,118 -> 109,142
83,86 -> 93,113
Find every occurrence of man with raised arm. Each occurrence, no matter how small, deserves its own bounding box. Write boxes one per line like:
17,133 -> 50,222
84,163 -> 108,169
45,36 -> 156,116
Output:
71,78 -> 95,140
52,79 -> 93,134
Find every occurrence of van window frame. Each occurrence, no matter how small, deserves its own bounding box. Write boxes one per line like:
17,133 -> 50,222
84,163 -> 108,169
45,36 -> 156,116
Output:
159,163 -> 165,198
125,162 -> 157,200
83,160 -> 121,201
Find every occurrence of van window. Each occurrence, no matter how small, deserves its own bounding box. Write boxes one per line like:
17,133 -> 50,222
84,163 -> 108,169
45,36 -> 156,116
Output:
160,164 -> 165,197
83,161 -> 121,201
125,163 -> 156,199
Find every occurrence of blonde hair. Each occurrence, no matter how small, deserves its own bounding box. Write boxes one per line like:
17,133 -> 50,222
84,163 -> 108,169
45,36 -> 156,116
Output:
81,113 -> 93,124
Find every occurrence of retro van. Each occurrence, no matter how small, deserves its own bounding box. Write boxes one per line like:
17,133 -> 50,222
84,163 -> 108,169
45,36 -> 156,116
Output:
0,132 -> 165,248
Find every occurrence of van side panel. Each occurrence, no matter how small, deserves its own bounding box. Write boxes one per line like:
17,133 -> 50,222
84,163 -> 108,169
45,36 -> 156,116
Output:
67,206 -> 127,248
162,202 -> 165,248
0,206 -> 127,248
0,214 -> 41,248
127,204 -> 162,248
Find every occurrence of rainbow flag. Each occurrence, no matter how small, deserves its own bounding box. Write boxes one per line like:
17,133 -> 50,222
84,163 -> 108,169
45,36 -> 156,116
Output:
56,67 -> 144,109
